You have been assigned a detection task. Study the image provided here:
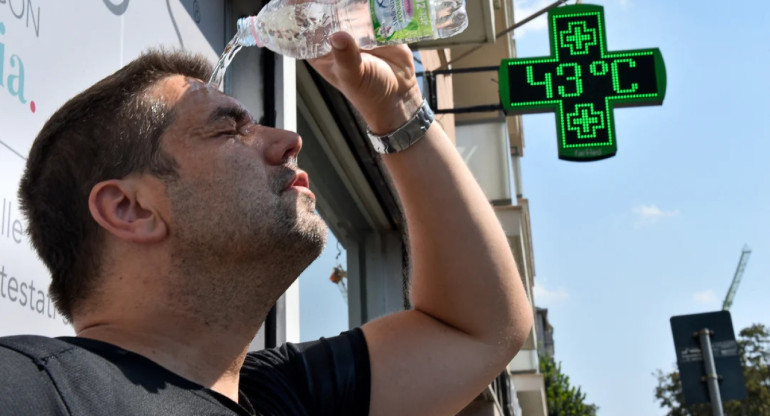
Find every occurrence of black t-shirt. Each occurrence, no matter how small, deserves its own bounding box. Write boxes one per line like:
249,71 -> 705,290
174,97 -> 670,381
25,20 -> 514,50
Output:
0,329 -> 370,415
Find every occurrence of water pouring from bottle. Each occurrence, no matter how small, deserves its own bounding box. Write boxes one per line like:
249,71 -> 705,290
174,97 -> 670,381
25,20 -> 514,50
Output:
208,37 -> 244,89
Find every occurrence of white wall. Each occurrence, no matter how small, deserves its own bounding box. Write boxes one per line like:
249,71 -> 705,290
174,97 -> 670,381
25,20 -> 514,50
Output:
0,0 -> 225,337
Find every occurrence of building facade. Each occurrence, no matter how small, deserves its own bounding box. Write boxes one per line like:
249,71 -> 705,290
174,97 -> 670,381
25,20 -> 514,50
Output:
414,0 -> 550,414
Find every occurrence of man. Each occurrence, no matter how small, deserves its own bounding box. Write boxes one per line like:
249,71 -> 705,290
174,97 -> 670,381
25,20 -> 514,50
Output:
2,32 -> 532,415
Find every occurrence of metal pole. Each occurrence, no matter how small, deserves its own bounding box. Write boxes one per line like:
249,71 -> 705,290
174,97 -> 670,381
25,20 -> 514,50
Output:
698,329 -> 724,416
436,0 -> 569,70
415,66 -> 500,77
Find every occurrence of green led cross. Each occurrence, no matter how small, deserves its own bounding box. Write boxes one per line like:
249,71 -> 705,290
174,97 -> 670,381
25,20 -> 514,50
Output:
568,103 -> 605,138
561,22 -> 596,55
498,4 -> 666,161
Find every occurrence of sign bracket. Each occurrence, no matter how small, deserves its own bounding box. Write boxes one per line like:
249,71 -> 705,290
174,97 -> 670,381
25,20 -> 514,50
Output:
417,67 -> 503,115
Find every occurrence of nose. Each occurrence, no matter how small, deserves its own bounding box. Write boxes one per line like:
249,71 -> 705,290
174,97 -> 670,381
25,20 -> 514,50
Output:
263,127 -> 302,165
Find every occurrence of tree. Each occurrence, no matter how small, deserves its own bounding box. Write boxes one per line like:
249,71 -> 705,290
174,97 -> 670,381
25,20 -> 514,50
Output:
654,323 -> 770,416
539,354 -> 598,416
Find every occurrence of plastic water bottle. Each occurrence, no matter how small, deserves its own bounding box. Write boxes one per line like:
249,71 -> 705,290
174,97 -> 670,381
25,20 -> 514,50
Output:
235,0 -> 468,60
207,0 -> 468,87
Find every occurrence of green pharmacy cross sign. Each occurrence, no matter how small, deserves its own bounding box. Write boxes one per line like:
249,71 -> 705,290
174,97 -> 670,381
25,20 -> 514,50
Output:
499,4 -> 666,161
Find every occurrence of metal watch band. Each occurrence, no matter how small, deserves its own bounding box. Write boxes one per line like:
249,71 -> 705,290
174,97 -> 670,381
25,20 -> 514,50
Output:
367,101 -> 435,154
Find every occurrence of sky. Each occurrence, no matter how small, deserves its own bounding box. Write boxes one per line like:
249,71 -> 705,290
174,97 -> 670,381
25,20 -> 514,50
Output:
510,0 -> 770,414
300,0 -> 770,415
298,232 -> 349,342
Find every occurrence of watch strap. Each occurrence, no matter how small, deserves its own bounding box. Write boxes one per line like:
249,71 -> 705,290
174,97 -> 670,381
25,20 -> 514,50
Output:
367,101 -> 435,154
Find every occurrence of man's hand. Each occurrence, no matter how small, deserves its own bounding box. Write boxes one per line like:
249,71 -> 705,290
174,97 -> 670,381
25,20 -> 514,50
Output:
307,32 -> 422,135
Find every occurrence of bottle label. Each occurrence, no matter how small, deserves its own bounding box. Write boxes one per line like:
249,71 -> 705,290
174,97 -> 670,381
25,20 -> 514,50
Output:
370,0 -> 433,44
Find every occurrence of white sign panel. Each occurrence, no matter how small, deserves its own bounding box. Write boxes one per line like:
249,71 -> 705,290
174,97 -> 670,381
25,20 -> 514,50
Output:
0,0 -> 226,337
456,121 -> 513,203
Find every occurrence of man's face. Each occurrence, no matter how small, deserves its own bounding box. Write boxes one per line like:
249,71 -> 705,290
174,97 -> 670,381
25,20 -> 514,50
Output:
153,75 -> 327,279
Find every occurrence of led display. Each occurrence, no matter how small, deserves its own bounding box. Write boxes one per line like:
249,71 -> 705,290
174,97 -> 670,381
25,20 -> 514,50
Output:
499,4 -> 666,161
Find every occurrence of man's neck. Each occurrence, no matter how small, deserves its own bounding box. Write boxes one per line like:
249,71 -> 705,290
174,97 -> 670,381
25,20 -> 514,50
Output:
73,252 -> 292,402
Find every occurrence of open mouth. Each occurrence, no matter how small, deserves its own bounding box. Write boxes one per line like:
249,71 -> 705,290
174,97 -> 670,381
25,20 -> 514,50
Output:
289,171 -> 309,189
282,170 -> 314,199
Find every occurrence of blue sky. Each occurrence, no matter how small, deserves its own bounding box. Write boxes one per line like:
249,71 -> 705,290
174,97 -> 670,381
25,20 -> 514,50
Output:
299,233 -> 349,342
513,0 -> 770,414
299,1 -> 770,414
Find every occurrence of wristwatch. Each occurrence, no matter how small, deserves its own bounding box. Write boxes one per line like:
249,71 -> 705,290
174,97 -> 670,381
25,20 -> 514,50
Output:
367,100 -> 435,154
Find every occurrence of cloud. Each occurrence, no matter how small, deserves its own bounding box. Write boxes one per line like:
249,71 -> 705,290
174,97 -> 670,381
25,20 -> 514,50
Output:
534,282 -> 569,305
692,289 -> 719,306
512,0 -> 553,38
632,204 -> 680,227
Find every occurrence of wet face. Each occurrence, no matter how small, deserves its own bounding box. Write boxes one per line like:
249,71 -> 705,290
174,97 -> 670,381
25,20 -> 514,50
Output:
153,76 -> 327,281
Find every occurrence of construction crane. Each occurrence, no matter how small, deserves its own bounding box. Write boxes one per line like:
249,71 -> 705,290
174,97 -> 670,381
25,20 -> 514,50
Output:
722,245 -> 752,311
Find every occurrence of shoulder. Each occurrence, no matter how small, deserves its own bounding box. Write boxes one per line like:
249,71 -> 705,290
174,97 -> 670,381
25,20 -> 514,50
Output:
242,327 -> 370,380
240,328 -> 371,416
0,334 -> 78,372
0,335 -> 71,415
1,335 -> 243,415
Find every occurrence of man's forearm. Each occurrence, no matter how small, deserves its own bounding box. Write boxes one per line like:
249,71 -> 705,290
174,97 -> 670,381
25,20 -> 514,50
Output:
381,118 -> 533,350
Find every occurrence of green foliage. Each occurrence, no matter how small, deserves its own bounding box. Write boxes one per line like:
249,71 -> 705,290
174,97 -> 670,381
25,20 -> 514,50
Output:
539,354 -> 598,416
654,323 -> 770,416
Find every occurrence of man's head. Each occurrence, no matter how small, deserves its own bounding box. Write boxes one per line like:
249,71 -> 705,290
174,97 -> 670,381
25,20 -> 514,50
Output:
19,50 -> 326,322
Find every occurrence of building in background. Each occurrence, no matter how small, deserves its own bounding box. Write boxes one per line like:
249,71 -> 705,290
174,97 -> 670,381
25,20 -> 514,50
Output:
536,307 -> 555,359
414,0 -> 550,414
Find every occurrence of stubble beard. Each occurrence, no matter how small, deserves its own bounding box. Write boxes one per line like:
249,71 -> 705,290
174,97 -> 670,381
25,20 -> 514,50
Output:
265,191 -> 328,274
163,173 -> 327,327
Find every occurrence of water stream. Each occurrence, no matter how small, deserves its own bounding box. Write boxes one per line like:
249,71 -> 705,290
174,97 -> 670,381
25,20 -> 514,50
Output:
208,35 -> 244,90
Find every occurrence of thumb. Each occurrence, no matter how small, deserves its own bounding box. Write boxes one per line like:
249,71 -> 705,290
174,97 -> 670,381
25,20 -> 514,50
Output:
329,32 -> 363,81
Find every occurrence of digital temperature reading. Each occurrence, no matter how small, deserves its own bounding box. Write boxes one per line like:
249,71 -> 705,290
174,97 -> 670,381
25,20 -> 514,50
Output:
499,4 -> 666,161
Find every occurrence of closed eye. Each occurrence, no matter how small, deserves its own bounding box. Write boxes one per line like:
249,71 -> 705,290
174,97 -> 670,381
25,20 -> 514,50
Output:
208,105 -> 257,140
216,122 -> 257,142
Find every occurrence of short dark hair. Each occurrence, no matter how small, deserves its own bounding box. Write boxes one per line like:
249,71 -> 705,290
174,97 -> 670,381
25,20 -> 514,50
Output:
18,49 -> 213,320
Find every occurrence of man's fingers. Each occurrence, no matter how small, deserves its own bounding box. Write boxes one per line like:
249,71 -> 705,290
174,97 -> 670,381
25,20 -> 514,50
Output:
365,43 -> 413,65
328,32 -> 364,82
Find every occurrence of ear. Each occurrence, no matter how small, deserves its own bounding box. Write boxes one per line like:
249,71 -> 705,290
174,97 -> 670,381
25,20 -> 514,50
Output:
88,177 -> 168,243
